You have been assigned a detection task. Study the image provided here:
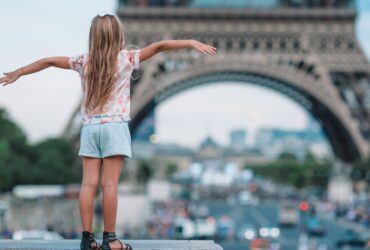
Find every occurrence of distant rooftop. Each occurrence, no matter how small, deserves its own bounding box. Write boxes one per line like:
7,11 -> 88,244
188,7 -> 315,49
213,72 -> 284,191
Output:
118,0 -> 355,9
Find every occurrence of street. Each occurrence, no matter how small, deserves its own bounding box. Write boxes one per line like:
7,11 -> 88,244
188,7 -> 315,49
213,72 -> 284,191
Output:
207,200 -> 365,250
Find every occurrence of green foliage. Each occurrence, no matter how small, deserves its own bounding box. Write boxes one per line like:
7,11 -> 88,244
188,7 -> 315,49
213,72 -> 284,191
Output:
165,162 -> 178,179
352,157 -> 370,181
136,159 -> 154,184
0,108 -> 80,192
32,138 -> 80,184
278,152 -> 297,162
246,151 -> 332,189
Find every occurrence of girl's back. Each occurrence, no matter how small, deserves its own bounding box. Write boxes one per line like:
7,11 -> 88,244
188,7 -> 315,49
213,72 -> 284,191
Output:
69,48 -> 140,125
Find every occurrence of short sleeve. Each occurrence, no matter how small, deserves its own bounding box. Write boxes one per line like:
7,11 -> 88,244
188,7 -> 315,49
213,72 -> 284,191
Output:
68,54 -> 85,74
127,49 -> 141,70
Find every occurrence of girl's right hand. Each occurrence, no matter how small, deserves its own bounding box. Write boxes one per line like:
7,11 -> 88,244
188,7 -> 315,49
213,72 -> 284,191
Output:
190,40 -> 217,55
0,69 -> 22,86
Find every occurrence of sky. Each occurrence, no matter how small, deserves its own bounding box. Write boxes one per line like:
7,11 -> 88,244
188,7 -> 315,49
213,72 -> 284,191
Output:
0,0 -> 369,148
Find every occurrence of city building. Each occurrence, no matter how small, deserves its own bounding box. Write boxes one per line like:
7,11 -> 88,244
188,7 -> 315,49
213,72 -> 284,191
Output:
229,129 -> 247,151
254,118 -> 332,160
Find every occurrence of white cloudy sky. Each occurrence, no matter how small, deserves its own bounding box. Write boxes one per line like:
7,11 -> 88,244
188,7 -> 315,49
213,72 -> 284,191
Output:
0,0 -> 369,148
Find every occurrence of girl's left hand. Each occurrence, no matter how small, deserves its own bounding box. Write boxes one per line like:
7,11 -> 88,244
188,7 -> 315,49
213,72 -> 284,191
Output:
191,40 -> 217,55
0,69 -> 21,86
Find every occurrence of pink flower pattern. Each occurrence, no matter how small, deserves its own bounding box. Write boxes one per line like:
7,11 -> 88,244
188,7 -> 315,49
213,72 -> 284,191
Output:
68,49 -> 141,125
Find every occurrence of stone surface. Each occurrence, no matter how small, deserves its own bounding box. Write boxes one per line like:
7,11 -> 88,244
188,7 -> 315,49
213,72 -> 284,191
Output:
0,240 -> 223,250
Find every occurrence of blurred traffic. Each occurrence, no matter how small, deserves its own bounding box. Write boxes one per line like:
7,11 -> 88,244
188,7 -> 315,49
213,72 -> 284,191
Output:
1,153 -> 370,250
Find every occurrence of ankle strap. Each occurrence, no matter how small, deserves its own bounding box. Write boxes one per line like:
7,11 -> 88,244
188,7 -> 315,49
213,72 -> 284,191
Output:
103,231 -> 118,242
82,231 -> 96,240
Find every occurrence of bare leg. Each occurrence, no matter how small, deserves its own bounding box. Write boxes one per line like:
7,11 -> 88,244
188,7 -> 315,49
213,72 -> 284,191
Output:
79,156 -> 102,232
101,155 -> 126,249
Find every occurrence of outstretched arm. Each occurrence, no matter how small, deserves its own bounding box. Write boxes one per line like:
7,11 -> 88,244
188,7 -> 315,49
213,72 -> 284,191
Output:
0,57 -> 70,86
139,39 -> 216,63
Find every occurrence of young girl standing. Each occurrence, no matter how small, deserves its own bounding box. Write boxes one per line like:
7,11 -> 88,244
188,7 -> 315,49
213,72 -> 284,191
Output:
0,14 -> 216,250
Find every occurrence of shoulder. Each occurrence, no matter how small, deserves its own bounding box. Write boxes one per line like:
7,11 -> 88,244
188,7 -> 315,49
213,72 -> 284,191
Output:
70,52 -> 88,61
69,52 -> 88,73
123,49 -> 141,69
120,48 -> 140,57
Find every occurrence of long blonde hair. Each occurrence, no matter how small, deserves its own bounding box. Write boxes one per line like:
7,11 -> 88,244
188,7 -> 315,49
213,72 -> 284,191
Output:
84,14 -> 125,115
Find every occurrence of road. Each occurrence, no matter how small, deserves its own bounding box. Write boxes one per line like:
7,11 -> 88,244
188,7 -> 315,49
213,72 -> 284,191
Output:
206,200 -> 365,250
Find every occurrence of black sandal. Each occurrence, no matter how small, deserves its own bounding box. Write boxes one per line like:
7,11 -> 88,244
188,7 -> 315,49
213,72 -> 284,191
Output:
80,231 -> 101,250
102,231 -> 132,250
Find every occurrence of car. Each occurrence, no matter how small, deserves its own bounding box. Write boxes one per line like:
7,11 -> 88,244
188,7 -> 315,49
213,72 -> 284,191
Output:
250,237 -> 281,250
12,230 -> 64,240
236,223 -> 257,241
305,217 -> 325,236
250,238 -> 270,250
173,217 -> 196,239
259,224 -> 280,239
194,217 -> 216,239
278,202 -> 299,227
238,191 -> 259,206
215,216 -> 235,241
336,229 -> 367,248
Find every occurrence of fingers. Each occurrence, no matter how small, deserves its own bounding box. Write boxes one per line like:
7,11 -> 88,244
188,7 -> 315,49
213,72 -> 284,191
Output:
203,43 -> 216,52
1,72 -> 17,86
205,45 -> 216,54
0,76 -> 10,86
208,45 -> 217,51
201,50 -> 214,55
0,76 -> 7,83
202,46 -> 216,55
195,41 -> 217,55
207,47 -> 216,55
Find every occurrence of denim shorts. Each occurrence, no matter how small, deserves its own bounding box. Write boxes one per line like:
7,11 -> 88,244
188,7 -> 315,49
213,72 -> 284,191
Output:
78,121 -> 132,158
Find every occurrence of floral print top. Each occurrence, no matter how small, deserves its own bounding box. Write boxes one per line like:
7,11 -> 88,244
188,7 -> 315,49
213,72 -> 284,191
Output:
68,49 -> 140,125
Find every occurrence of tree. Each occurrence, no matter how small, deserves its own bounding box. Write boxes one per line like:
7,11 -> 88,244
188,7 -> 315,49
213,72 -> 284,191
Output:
0,108 -> 36,191
352,157 -> 370,182
32,138 -> 80,184
165,162 -> 178,179
278,152 -> 297,161
0,107 -> 80,192
136,160 -> 153,184
246,153 -> 331,189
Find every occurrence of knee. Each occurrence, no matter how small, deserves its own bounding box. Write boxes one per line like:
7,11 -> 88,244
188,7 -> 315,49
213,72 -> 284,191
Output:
100,180 -> 118,191
81,179 -> 99,189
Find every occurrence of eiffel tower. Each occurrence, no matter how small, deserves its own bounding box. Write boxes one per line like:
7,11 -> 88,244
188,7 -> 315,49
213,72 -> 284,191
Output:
63,0 -> 370,163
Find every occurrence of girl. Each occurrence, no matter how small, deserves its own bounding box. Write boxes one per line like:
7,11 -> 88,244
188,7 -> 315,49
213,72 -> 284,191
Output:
0,14 -> 216,250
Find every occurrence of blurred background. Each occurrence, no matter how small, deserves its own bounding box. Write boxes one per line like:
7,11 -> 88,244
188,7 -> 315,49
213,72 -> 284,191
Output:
1,0 -> 370,249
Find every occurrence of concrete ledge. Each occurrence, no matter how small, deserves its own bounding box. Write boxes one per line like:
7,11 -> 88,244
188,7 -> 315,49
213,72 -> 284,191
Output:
0,240 -> 223,250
